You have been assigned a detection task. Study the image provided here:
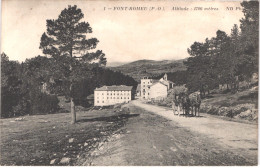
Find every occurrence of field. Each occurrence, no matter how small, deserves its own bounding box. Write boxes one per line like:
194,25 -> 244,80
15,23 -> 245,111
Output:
0,99 -> 131,166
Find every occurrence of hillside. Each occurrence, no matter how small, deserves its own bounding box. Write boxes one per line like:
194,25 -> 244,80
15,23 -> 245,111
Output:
109,58 -> 187,81
106,61 -> 129,67
148,85 -> 258,123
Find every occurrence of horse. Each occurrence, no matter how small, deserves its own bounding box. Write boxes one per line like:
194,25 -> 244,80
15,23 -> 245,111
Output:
181,93 -> 191,117
189,92 -> 201,117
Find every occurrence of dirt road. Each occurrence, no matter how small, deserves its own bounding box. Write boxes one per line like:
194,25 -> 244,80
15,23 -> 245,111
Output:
79,100 -> 257,166
133,101 -> 258,149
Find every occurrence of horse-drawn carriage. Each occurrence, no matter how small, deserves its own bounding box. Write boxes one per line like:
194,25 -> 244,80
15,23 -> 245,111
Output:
172,92 -> 201,117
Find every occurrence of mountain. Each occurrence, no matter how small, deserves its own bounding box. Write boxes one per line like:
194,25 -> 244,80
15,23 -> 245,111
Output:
109,58 -> 187,82
106,61 -> 129,67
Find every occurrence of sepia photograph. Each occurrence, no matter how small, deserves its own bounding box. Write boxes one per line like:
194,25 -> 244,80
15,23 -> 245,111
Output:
1,0 -> 259,166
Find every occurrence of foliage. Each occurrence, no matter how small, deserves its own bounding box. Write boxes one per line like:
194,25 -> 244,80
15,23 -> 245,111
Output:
238,1 -> 259,79
171,85 -> 188,95
30,90 -> 59,115
73,67 -> 138,107
1,53 -> 60,118
185,1 -> 259,95
1,53 -> 137,118
153,71 -> 188,86
1,53 -> 23,117
39,5 -> 106,123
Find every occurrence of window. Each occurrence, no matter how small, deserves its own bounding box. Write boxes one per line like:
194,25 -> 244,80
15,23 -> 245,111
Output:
143,93 -> 145,95
97,101 -> 99,103
143,89 -> 145,92
121,97 -> 122,99
148,93 -> 149,95
143,85 -> 145,87
102,101 -> 104,103
102,93 -> 104,95
97,97 -> 99,99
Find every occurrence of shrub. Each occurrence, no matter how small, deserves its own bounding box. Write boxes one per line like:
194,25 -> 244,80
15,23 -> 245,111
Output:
30,91 -> 59,115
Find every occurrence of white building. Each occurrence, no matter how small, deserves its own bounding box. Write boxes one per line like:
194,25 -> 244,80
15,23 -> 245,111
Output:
140,74 -> 174,100
94,85 -> 133,106
150,82 -> 168,100
140,77 -> 153,99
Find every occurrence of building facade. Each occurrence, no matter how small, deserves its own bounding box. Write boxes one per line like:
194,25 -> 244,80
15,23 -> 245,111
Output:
140,74 -> 174,100
94,85 -> 133,106
140,77 -> 153,99
150,82 -> 168,100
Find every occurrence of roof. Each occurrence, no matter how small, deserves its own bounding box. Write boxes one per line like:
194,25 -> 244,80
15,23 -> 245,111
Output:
166,80 -> 174,84
150,81 -> 168,87
152,79 -> 159,83
136,84 -> 141,91
160,80 -> 174,86
95,85 -> 133,91
87,94 -> 94,99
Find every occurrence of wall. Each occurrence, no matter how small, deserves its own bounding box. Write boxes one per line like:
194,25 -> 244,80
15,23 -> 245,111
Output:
94,90 -> 132,106
150,83 -> 168,100
140,78 -> 152,99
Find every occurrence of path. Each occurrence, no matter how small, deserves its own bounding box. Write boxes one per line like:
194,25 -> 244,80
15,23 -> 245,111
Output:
79,101 -> 257,165
132,100 -> 258,162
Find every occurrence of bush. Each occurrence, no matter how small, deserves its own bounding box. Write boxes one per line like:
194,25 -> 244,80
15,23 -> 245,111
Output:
30,91 -> 60,115
12,97 -> 30,117
1,90 -> 20,118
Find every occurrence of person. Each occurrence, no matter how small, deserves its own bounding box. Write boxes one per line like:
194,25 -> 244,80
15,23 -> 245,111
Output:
172,94 -> 180,116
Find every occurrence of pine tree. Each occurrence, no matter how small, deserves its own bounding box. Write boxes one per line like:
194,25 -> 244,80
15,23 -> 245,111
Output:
40,5 -> 106,124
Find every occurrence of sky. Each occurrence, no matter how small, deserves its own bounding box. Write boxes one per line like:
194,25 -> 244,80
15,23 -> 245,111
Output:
1,0 -> 244,63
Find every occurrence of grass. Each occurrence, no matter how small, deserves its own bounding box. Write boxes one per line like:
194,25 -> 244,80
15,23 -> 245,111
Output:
202,89 -> 258,108
147,87 -> 258,123
200,88 -> 258,122
0,98 -> 133,166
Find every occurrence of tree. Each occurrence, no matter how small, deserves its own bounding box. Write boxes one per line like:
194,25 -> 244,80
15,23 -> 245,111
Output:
1,53 -> 23,117
184,1 -> 259,94
238,1 -> 259,79
40,5 -> 106,124
186,39 -> 218,96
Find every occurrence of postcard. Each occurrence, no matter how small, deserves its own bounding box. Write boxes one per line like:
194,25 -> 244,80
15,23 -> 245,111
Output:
1,0 -> 258,166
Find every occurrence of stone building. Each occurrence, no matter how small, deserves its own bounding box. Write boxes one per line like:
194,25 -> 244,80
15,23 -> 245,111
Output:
94,85 -> 133,106
140,74 -> 174,100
